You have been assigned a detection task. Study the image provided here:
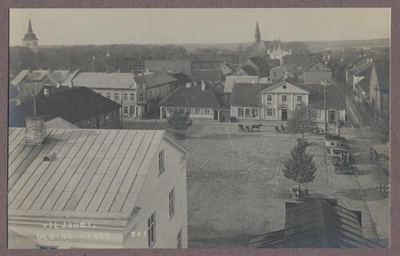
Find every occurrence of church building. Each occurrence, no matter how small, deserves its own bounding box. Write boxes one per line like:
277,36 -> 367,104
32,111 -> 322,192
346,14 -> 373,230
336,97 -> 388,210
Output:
23,18 -> 39,53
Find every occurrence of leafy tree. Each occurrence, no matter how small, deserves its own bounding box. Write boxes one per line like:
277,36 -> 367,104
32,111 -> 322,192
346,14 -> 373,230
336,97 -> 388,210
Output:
283,140 -> 317,189
166,109 -> 193,139
287,102 -> 317,140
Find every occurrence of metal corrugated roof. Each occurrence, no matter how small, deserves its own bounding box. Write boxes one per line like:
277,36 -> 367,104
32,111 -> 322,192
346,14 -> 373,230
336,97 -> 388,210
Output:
8,128 -> 166,219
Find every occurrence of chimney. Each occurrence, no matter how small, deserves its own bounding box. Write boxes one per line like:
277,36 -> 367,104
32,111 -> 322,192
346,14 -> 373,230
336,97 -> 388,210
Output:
25,115 -> 47,145
201,81 -> 206,91
44,88 -> 50,97
56,82 -> 61,88
186,82 -> 191,88
69,80 -> 74,88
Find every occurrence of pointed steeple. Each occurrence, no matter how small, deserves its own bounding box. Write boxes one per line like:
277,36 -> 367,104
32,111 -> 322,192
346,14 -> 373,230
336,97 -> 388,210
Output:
255,21 -> 261,43
28,18 -> 33,33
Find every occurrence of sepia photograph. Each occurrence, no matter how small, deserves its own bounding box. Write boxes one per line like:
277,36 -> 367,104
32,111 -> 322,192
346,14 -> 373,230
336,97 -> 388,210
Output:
7,8 -> 390,249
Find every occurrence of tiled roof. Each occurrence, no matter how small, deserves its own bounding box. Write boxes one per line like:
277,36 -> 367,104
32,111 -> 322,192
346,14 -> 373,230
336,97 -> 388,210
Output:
224,76 -> 259,94
249,198 -> 383,248
8,128 -> 173,219
45,117 -> 79,129
191,69 -> 223,82
9,87 -> 121,127
301,83 -> 346,110
63,71 -> 136,89
373,59 -> 390,92
134,72 -> 177,88
230,83 -> 271,107
145,60 -> 192,75
159,86 -> 221,109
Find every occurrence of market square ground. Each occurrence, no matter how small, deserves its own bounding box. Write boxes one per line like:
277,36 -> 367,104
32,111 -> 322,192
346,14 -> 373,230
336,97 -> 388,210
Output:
123,121 -> 389,248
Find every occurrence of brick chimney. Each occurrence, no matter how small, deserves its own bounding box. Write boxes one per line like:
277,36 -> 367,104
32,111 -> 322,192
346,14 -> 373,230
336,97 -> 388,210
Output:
25,115 -> 47,145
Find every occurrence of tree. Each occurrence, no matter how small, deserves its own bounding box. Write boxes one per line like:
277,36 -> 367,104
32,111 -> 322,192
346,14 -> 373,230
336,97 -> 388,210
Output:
287,102 -> 317,140
166,109 -> 193,139
283,140 -> 317,190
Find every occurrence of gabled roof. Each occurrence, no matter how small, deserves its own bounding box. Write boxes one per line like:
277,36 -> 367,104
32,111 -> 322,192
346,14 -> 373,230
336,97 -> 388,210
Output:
373,59 -> 390,92
9,86 -> 121,127
159,86 -> 221,109
260,78 -> 310,94
145,59 -> 192,75
303,61 -> 331,71
63,71 -> 136,89
282,53 -> 307,66
301,83 -> 346,110
224,76 -> 260,94
191,69 -> 223,82
11,70 -> 68,86
249,56 -> 269,70
136,72 -> 177,88
238,65 -> 259,76
349,62 -> 373,76
170,72 -> 192,85
45,117 -> 79,129
230,83 -> 271,107
249,198 -> 383,248
8,128 -> 178,221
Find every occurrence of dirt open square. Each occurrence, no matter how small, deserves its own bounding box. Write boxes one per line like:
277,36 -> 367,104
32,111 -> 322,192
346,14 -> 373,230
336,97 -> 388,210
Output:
123,121 -> 389,248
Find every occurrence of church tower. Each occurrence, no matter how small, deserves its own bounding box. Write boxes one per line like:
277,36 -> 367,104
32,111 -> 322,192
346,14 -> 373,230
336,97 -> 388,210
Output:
22,17 -> 39,53
254,21 -> 261,43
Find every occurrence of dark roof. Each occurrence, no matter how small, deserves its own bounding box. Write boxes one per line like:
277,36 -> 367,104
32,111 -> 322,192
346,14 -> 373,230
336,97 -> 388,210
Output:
282,54 -> 307,66
159,86 -> 221,109
266,59 -> 281,69
230,83 -> 271,107
350,62 -> 373,76
249,198 -> 383,248
9,84 -> 19,98
249,56 -> 269,69
374,59 -> 390,92
336,56 -> 363,69
192,55 -> 233,63
9,86 -> 121,127
300,84 -> 346,110
170,72 -> 191,85
357,69 -> 372,96
239,65 -> 259,76
191,69 -> 223,82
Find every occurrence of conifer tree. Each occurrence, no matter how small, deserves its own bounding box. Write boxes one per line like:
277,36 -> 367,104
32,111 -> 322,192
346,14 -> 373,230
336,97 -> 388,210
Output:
283,140 -> 317,189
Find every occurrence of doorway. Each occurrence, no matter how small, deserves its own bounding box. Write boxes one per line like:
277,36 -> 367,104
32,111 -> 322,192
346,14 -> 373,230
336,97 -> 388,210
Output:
281,109 -> 288,121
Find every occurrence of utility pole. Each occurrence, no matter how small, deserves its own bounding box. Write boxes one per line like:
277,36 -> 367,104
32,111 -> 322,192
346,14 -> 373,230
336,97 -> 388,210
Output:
154,95 -> 157,123
322,79 -> 328,139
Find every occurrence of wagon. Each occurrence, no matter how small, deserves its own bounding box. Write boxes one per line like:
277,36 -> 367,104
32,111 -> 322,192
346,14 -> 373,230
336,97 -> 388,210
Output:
335,165 -> 359,176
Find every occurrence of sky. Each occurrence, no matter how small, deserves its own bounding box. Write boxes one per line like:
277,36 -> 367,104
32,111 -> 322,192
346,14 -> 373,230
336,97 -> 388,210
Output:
9,8 -> 391,46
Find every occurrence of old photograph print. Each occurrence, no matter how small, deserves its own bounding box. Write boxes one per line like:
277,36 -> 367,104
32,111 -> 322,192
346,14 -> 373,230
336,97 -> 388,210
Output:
8,8 -> 390,249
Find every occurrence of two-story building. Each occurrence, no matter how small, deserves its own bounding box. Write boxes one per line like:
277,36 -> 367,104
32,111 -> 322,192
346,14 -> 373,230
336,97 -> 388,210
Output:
8,124 -> 188,249
62,70 -> 177,120
10,69 -> 71,104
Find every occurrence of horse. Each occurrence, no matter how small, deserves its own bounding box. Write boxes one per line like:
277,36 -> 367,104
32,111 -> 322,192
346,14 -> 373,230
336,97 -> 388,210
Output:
251,124 -> 263,132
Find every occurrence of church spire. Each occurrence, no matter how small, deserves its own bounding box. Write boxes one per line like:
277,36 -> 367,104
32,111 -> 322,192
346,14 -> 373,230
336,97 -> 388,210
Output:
28,16 -> 33,33
255,21 -> 261,43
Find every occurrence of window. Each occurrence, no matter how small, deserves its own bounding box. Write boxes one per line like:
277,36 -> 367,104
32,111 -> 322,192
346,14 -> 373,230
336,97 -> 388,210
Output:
297,95 -> 302,102
149,90 -> 153,98
106,93 -> 111,99
282,95 -> 287,102
169,188 -> 175,218
273,71 -> 277,77
267,95 -> 272,101
177,229 -> 182,249
159,150 -> 165,173
267,109 -> 273,116
147,212 -> 156,247
252,108 -> 258,117
123,93 -> 128,100
238,108 -> 244,117
114,93 -> 119,100
139,94 -> 144,101
124,107 -> 128,114
205,109 -> 210,115
245,109 -> 251,118
130,106 -> 135,115
130,93 -> 135,101
195,109 -> 200,115
45,79 -> 50,85
187,108 -> 191,114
